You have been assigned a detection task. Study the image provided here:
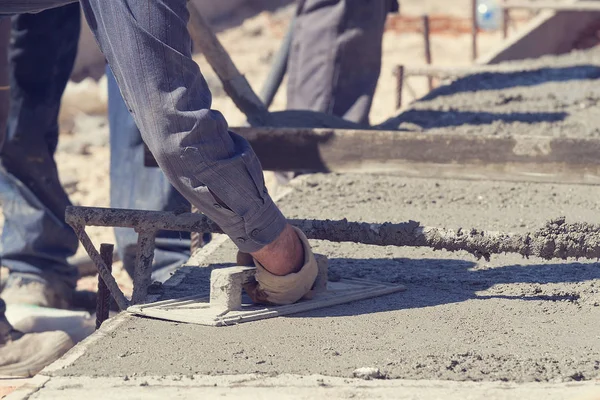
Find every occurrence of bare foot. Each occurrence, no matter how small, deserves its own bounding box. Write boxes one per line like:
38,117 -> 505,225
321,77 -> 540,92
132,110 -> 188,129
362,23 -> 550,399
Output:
250,224 -> 304,276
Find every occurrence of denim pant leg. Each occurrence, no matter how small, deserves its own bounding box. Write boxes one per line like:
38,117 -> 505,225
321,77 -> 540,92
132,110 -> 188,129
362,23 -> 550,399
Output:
107,66 -> 197,283
80,0 -> 287,254
0,4 -> 80,287
287,0 -> 392,125
0,1 -> 77,15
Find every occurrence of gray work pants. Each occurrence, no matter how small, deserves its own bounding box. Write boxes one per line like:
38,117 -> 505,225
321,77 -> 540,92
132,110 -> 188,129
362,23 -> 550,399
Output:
287,0 -> 396,125
0,0 -> 286,254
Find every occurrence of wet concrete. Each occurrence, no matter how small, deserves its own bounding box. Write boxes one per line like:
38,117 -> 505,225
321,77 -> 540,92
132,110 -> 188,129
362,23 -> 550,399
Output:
57,174 -> 600,382
380,47 -> 600,138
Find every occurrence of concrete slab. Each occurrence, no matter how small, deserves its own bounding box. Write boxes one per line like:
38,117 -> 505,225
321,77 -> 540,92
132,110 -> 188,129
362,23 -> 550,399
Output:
13,171 -> 600,398
44,173 -> 600,385
8,375 -> 600,400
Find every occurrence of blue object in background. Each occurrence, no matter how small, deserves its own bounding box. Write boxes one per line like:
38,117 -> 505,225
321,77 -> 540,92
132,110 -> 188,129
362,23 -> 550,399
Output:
476,0 -> 502,31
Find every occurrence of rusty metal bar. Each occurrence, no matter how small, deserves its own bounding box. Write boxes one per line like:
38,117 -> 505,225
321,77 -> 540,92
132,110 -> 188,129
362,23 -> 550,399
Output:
471,0 -> 478,61
501,1 -> 600,11
395,65 -> 404,109
67,206 -> 221,233
502,0 -> 510,38
401,64 -> 543,78
422,15 -> 433,91
190,204 -> 203,254
66,206 -> 600,262
96,243 -> 114,329
131,230 -> 157,304
70,223 -> 130,310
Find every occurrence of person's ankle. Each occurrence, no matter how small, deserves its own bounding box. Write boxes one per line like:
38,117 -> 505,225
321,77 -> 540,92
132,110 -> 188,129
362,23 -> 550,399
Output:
251,224 -> 304,276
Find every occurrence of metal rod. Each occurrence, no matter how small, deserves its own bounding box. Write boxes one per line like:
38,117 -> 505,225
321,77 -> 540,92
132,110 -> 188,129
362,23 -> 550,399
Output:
66,207 -> 600,262
501,1 -> 600,11
395,65 -> 404,109
422,15 -> 433,91
96,243 -> 114,329
71,224 -> 130,310
186,1 -> 271,126
471,0 -> 478,61
131,230 -> 157,304
502,0 -> 510,39
190,204 -> 202,254
401,64 -> 543,78
259,16 -> 296,109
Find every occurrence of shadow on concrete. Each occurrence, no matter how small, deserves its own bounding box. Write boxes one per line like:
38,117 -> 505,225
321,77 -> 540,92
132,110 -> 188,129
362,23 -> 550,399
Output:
422,65 -> 600,100
384,109 -> 568,130
286,257 -> 600,318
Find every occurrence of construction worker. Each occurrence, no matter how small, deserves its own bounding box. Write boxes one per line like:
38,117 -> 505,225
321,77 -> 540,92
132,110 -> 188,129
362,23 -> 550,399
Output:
0,11 -> 75,376
0,0 -> 317,301
0,5 -> 94,309
108,0 -> 399,273
0,0 -> 393,375
288,0 -> 398,125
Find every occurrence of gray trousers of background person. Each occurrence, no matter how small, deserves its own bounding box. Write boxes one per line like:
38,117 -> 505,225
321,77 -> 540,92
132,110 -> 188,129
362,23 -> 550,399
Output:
287,0 -> 397,125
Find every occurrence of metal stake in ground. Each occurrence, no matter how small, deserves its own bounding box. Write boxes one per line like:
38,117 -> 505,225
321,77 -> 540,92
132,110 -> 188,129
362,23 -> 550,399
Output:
96,243 -> 114,329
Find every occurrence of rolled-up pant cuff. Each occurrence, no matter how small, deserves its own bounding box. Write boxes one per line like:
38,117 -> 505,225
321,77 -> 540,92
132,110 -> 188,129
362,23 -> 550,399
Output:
217,195 -> 287,254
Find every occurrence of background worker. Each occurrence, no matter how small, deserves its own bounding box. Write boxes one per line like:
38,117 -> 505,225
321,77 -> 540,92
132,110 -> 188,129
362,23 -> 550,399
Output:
0,13 -> 74,377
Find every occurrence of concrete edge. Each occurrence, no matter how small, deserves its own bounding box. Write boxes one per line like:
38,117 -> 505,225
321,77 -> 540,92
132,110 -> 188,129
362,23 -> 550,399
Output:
3,375 -> 50,400
8,374 -> 600,400
43,312 -> 132,375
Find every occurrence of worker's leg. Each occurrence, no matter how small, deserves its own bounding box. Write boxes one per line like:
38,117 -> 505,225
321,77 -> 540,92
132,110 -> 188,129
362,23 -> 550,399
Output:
287,0 -> 394,125
107,66 -> 201,282
80,0 -> 286,254
0,4 -> 80,291
0,1 -> 77,15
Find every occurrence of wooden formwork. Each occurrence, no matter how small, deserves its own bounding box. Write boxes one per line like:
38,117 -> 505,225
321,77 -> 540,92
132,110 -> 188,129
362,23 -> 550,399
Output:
146,127 -> 600,186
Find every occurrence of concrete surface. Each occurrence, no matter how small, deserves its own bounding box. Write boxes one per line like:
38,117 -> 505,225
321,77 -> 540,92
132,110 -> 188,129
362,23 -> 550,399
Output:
49,173 -> 600,384
382,46 -> 600,139
7,374 -> 600,400
17,42 -> 600,400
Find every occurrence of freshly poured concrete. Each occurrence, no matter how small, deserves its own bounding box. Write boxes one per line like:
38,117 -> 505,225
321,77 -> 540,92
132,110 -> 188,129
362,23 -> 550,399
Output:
33,48 -> 600,396
56,174 -> 600,382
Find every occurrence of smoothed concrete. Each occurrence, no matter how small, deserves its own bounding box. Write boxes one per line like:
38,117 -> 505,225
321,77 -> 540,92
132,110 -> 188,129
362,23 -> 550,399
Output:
55,173 -> 600,383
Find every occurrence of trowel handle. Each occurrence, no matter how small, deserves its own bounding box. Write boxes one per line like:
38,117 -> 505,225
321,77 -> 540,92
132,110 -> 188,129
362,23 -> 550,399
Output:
186,3 -> 271,126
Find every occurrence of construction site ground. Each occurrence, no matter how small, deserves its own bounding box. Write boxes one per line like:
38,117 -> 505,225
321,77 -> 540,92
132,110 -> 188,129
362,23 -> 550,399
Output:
4,1 -> 600,399
10,171 -> 600,399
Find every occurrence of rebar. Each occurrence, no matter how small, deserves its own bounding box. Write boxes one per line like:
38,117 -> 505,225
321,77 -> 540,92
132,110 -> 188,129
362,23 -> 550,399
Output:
395,65 -> 404,109
67,206 -> 600,262
131,230 -> 156,304
96,243 -> 113,329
